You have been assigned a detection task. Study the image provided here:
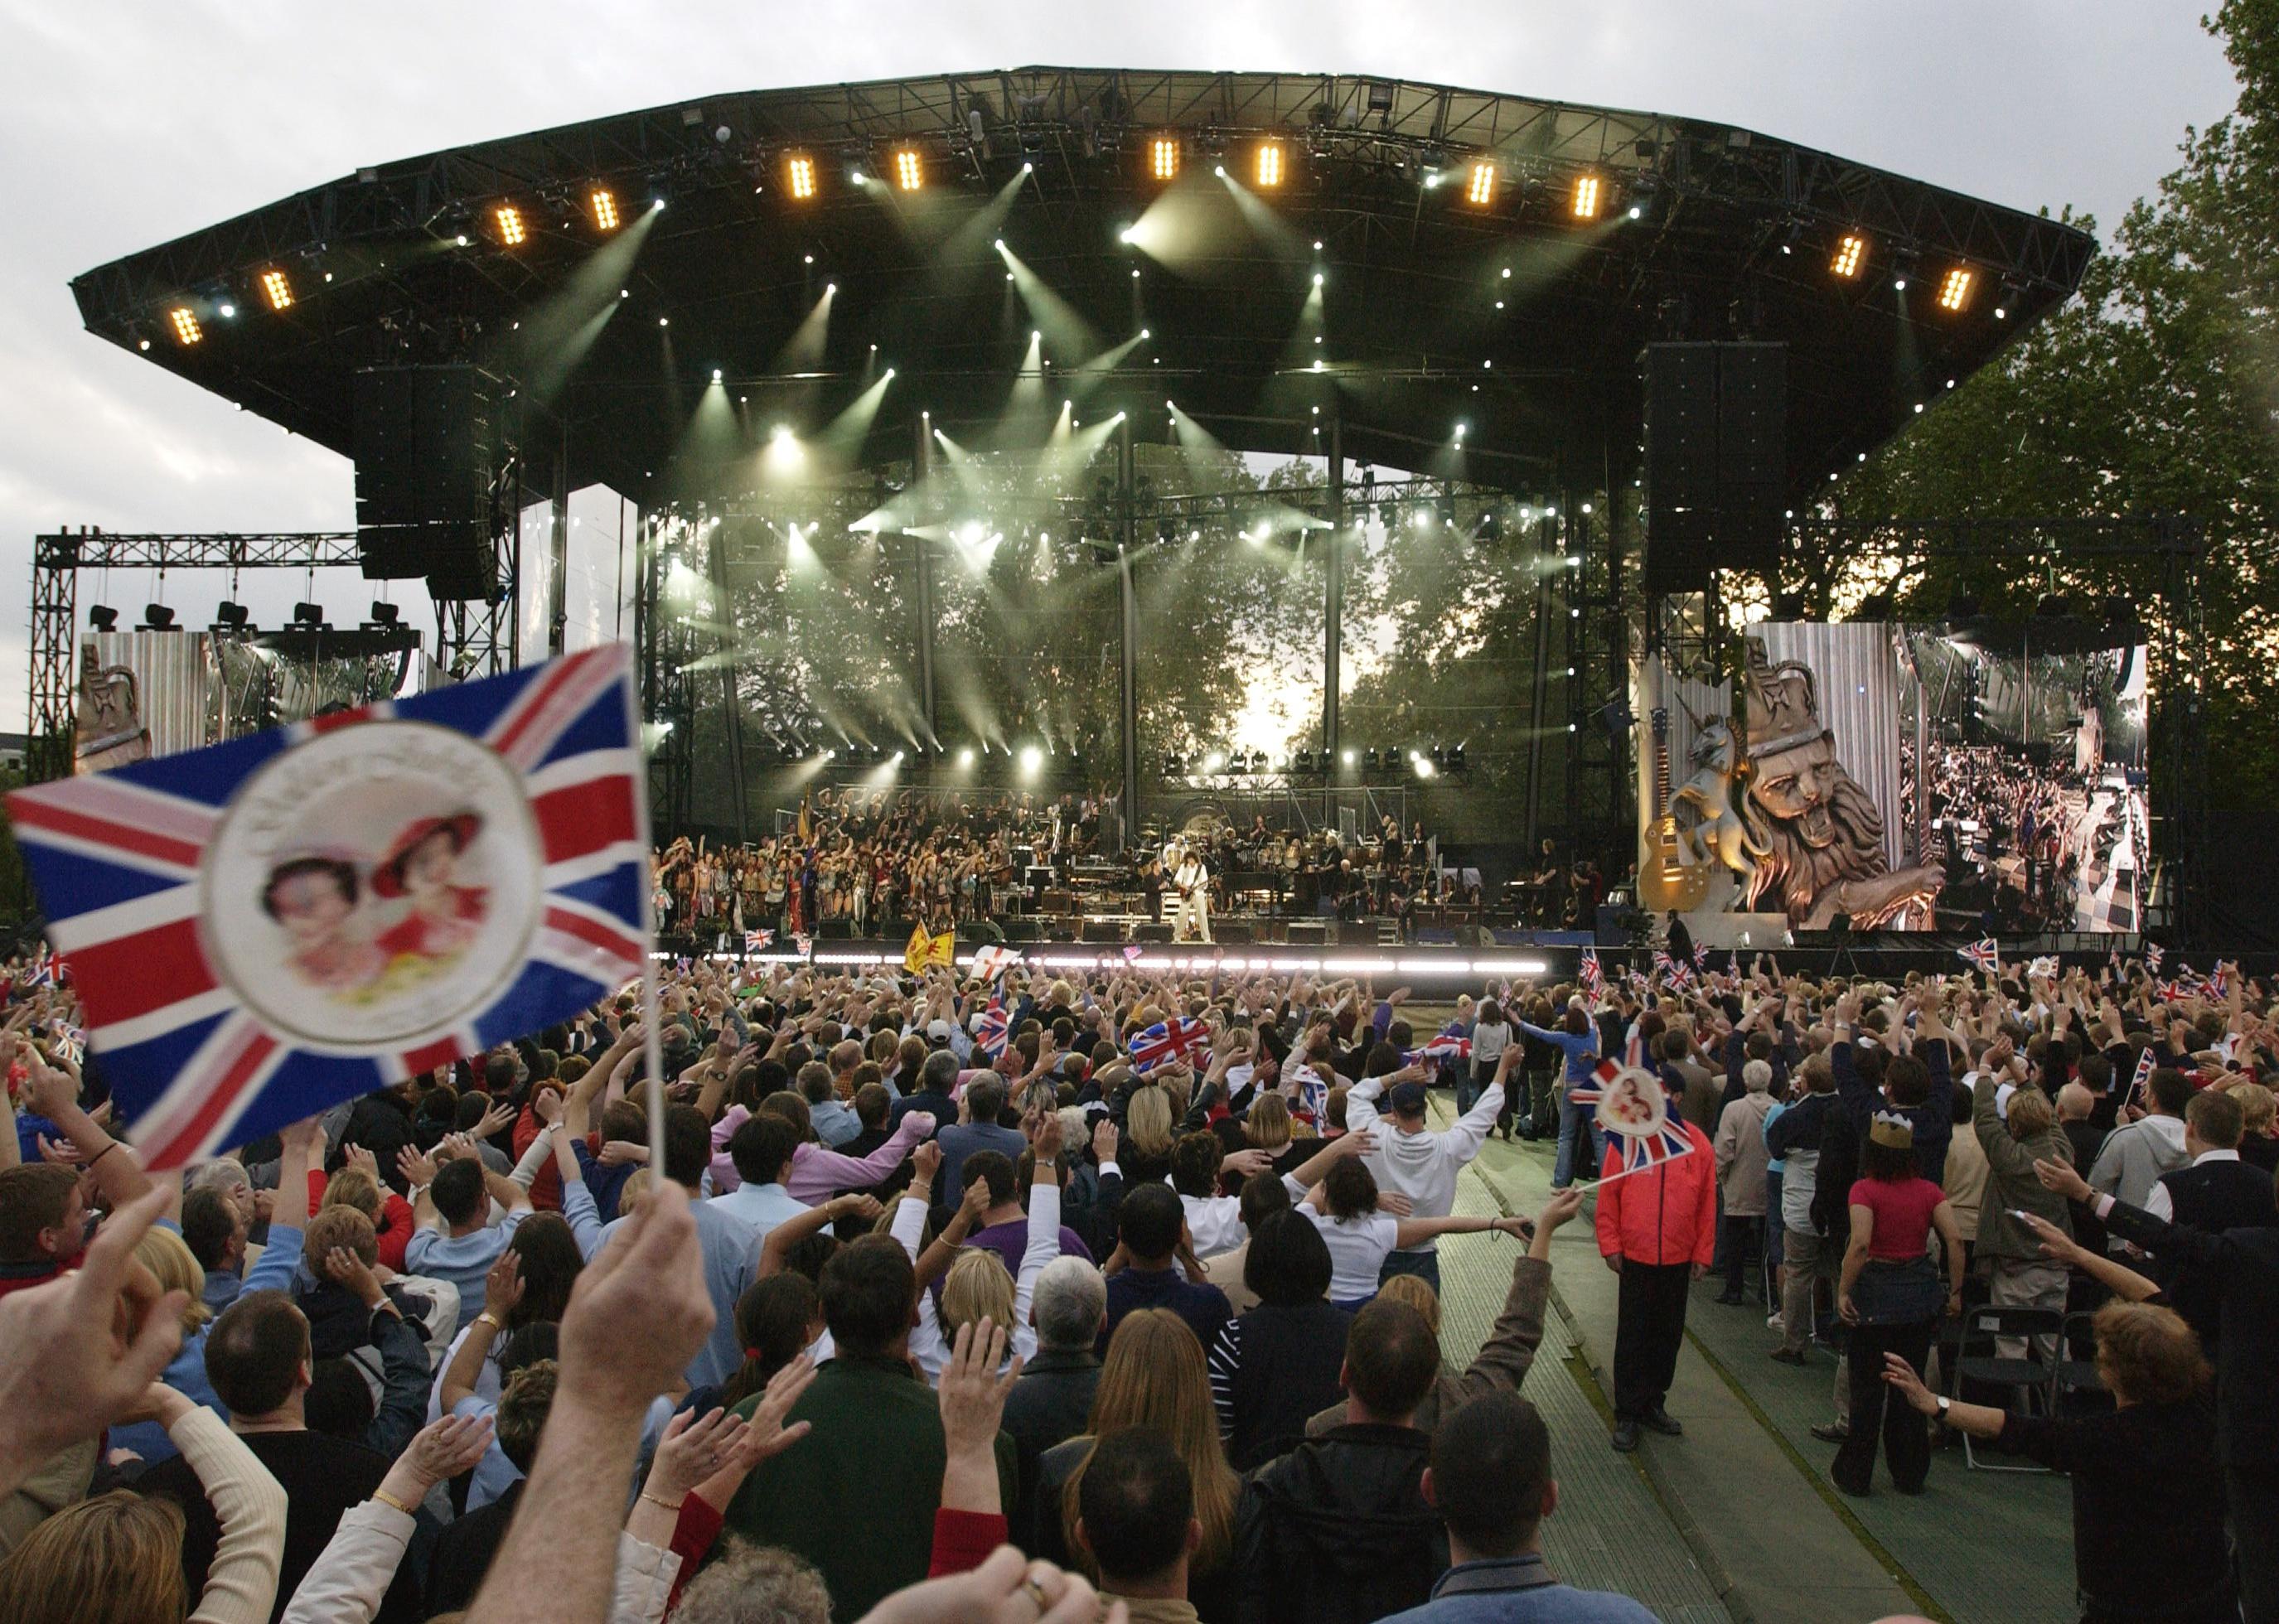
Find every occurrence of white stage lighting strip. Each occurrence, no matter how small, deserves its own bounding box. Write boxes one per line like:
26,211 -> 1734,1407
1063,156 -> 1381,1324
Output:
671,950 -> 1552,979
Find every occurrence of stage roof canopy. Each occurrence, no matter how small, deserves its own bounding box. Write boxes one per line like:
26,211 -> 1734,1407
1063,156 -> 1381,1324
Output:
72,67 -> 2093,504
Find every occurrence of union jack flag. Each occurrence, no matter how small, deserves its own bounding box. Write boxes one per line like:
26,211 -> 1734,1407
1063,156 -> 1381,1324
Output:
6,646 -> 649,1172
1288,1060 -> 1329,1124
2125,1046 -> 2157,1110
975,995 -> 1009,1061
791,932 -> 812,957
1623,1027 -> 1646,1070
1568,1056 -> 1620,1109
20,952 -> 65,989
1121,944 -> 1144,964
1404,1032 -> 1471,1066
743,930 -> 774,954
1578,950 -> 1604,999
1609,1118 -> 1698,1176
1957,938 -> 2001,975
1127,1016 -> 1209,1074
1663,960 -> 1696,993
2202,968 -> 2232,1001
1652,950 -> 1677,980
1691,942 -> 1710,972
2145,943 -> 2165,974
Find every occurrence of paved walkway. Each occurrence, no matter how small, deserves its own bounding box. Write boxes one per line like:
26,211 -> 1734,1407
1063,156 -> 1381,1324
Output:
1432,1100 -> 2079,1624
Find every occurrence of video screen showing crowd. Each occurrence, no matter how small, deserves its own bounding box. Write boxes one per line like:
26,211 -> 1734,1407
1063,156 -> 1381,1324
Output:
1648,624 -> 2151,937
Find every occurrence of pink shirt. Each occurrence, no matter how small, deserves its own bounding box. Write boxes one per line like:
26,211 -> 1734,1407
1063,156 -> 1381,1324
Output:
708,1104 -> 933,1203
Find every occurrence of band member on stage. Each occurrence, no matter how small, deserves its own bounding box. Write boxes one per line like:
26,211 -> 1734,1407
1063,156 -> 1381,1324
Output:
1171,840 -> 1212,944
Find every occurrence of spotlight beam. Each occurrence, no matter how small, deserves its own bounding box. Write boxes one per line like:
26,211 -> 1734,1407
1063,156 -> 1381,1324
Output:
494,205 -> 659,406
996,242 -> 1101,360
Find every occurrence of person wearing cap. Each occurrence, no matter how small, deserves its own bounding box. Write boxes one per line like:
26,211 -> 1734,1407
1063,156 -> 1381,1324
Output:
1831,1111 -> 1965,1497
1346,1049 -> 1516,1292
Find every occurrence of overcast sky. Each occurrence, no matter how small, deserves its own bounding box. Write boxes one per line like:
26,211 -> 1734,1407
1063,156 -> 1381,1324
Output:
0,2 -> 2238,731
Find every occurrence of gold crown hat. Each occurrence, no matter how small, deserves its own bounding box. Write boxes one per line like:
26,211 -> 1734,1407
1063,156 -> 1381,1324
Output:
1868,1109 -> 1915,1150
1741,635 -> 1827,761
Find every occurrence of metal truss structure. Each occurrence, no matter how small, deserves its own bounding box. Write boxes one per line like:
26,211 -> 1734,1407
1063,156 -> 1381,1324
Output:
25,528 -> 521,784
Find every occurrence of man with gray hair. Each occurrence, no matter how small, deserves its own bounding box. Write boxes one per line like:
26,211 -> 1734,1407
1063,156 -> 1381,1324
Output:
1002,1254 -> 1106,1536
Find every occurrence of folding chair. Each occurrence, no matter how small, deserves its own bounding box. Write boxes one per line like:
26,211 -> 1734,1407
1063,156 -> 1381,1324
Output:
1953,1306 -> 2064,1472
2050,1310 -> 2109,1418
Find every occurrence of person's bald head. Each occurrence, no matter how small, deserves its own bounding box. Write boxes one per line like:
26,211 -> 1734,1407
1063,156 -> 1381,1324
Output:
2056,1083 -> 2094,1124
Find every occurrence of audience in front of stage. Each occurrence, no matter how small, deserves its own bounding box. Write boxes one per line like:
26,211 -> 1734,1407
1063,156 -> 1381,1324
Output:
0,940 -> 2271,1622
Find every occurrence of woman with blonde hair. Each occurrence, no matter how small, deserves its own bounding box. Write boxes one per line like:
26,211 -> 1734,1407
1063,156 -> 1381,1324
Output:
0,1384 -> 286,1624
1035,1308 -> 1241,1622
1121,1085 -> 1177,1184
894,1124 -> 1062,1383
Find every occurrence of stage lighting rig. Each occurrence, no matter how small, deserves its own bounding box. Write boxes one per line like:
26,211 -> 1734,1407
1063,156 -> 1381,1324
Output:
1465,161 -> 1498,205
891,147 -> 924,191
1936,265 -> 1975,312
211,601 -> 251,636
138,604 -> 177,632
168,307 -> 202,346
88,605 -> 119,632
1831,233 -> 1867,279
1570,173 -> 1604,220
365,600 -> 400,627
1149,134 -> 1179,182
494,205 -> 526,245
259,269 -> 293,311
293,602 -> 329,630
589,187 -> 621,231
1254,140 -> 1285,188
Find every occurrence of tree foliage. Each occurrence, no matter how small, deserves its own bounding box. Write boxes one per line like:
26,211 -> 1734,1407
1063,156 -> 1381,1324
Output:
1831,2 -> 2279,810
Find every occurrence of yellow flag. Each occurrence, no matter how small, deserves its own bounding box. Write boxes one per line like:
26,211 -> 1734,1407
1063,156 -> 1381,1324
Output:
905,922 -> 953,974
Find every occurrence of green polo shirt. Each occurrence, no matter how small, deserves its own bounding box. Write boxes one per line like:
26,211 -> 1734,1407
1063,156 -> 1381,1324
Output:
721,1354 -> 1017,1618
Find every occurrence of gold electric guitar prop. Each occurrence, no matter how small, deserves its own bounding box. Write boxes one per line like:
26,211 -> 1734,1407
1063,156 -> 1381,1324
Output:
1638,706 -> 1710,913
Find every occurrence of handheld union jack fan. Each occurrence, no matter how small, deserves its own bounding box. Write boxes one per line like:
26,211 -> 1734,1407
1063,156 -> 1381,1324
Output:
7,646 -> 651,1170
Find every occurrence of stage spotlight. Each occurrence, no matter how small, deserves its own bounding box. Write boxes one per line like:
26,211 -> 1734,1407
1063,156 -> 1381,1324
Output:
1019,744 -> 1043,776
214,600 -> 249,631
494,205 -> 526,245
88,605 -> 118,632
366,600 -> 399,626
589,187 -> 620,231
1570,173 -> 1603,220
892,147 -> 923,191
293,602 -> 327,627
1149,134 -> 1179,182
168,307 -> 203,346
1254,140 -> 1285,188
956,747 -> 975,767
1936,266 -> 1975,312
1414,752 -> 1436,779
139,604 -> 177,631
1831,233 -> 1867,278
1341,749 -> 1356,766
1465,161 -> 1498,205
259,269 -> 293,311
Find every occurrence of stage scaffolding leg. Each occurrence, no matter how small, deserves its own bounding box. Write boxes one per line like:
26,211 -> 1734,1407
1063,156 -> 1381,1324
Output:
707,520 -> 749,845
1324,415 -> 1343,767
914,414 -> 937,748
546,423 -> 569,660
1117,418 -> 1140,854
1523,515 -> 1556,853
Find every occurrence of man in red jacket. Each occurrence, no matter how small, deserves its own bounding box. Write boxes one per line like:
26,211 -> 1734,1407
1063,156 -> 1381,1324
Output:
1594,1115 -> 1716,1452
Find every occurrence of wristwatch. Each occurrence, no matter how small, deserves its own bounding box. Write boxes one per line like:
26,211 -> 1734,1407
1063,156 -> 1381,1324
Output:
1935,1396 -> 1952,1421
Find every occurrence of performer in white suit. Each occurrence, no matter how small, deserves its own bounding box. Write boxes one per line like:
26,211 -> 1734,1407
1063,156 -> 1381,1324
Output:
1170,841 -> 1212,944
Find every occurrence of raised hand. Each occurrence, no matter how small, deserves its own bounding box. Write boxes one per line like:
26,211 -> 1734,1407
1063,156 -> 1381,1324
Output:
322,1246 -> 385,1308
397,1145 -> 437,1191
481,1249 -> 525,1322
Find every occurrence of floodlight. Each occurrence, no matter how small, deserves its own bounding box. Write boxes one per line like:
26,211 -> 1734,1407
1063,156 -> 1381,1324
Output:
892,148 -> 923,191
1570,174 -> 1603,220
169,307 -> 202,346
1465,161 -> 1498,205
1255,140 -> 1285,188
590,188 -> 620,231
1831,234 -> 1867,278
495,205 -> 526,245
259,269 -> 293,311
140,604 -> 177,631
1936,267 -> 1975,312
786,155 -> 817,200
1149,135 -> 1179,181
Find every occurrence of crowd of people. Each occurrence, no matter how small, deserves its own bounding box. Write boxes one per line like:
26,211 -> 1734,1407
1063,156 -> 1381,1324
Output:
3,936 -> 2276,1623
1909,740 -> 2137,931
652,797 -> 1463,945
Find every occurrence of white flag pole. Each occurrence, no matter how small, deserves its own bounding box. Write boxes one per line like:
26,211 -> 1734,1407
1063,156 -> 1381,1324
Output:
642,951 -> 667,1173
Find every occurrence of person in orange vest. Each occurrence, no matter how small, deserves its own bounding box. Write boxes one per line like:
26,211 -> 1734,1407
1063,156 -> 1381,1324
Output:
1595,1104 -> 1717,1453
